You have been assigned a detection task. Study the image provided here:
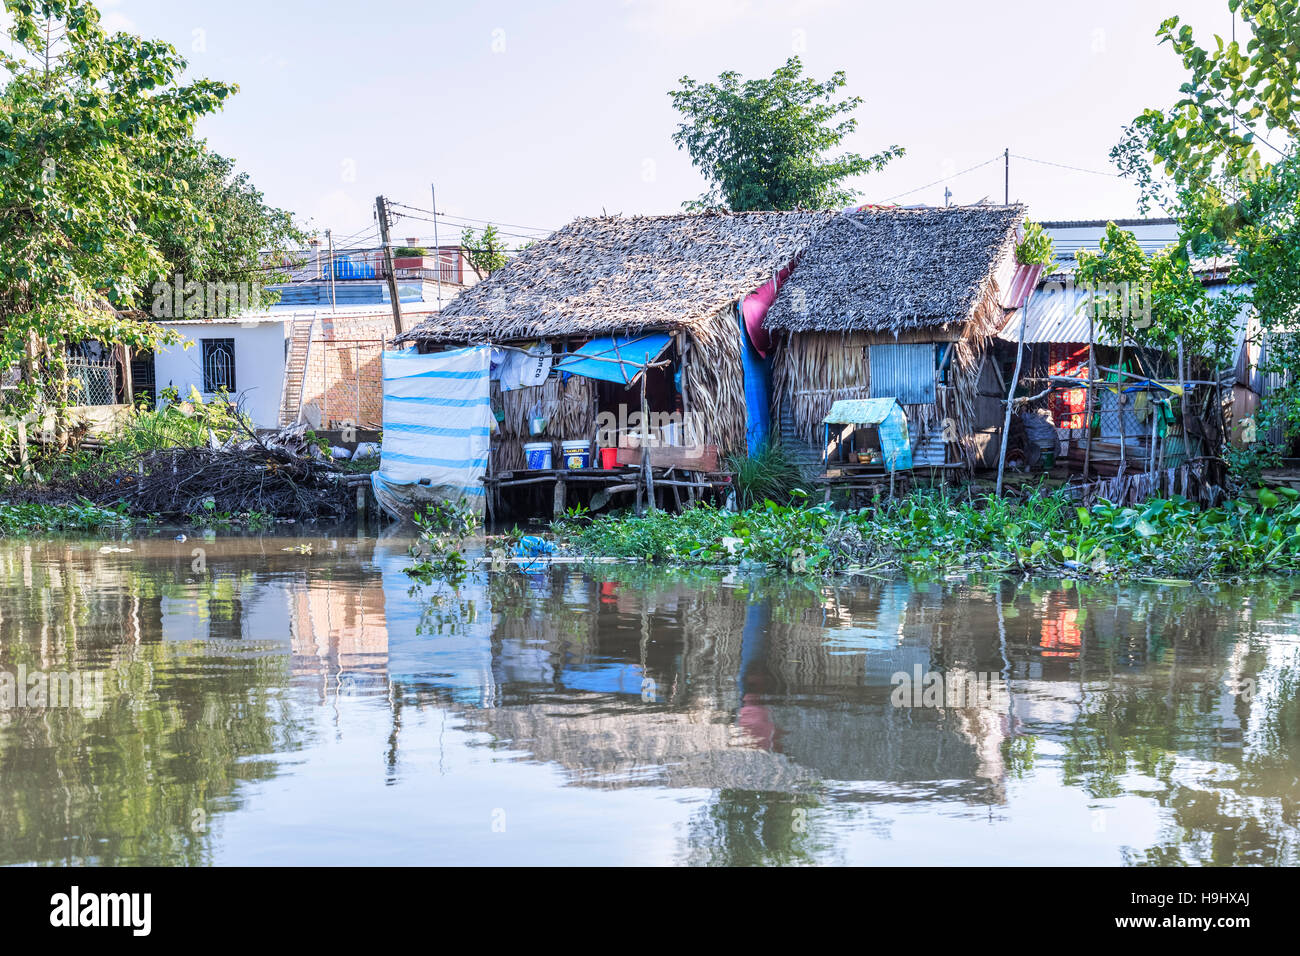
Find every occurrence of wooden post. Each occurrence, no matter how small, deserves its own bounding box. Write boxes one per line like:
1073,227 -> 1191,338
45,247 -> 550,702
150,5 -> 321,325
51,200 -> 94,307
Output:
996,310 -> 1028,497
375,196 -> 403,336
640,376 -> 656,512
326,228 -> 338,312
1176,334 -> 1189,460
1083,291 -> 1096,479
1214,363 -> 1226,455
15,420 -> 28,473
121,345 -> 133,407
552,473 -> 566,518
1148,398 -> 1158,474
1116,305 -> 1128,477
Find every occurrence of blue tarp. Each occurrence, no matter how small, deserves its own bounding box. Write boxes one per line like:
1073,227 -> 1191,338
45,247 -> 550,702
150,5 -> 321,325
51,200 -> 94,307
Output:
822,398 -> 913,472
553,333 -> 673,385
738,306 -> 771,455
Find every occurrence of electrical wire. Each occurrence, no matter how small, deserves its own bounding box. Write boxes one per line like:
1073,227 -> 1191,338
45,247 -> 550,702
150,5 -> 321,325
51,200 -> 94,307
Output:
876,154 -> 1004,203
1010,153 -> 1120,178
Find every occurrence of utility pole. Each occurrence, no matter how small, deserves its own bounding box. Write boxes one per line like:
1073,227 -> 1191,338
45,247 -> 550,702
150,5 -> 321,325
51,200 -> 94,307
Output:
1004,148 -> 1009,205
326,228 -> 337,312
431,184 -> 443,310
375,195 -> 403,336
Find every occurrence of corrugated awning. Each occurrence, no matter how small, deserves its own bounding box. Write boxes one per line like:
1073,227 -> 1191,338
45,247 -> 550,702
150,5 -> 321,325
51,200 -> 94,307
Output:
553,333 -> 673,385
822,398 -> 913,472
822,397 -> 904,426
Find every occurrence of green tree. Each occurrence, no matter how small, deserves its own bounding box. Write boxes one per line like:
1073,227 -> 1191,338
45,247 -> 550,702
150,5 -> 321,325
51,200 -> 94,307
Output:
0,0 -> 234,419
1074,223 -> 1240,364
139,141 -> 306,316
1113,0 -> 1300,445
460,224 -> 508,279
669,56 -> 903,211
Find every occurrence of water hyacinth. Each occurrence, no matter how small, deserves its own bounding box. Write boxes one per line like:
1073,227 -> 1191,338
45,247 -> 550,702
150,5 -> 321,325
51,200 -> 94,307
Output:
553,487 -> 1300,579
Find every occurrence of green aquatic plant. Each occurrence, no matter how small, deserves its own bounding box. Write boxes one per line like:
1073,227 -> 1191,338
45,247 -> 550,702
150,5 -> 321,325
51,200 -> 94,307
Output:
405,499 -> 481,583
724,444 -> 806,510
554,488 -> 1300,579
0,500 -> 130,536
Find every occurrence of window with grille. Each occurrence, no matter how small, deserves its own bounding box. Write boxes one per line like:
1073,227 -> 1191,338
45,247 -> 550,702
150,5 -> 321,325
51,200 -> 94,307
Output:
201,339 -> 237,393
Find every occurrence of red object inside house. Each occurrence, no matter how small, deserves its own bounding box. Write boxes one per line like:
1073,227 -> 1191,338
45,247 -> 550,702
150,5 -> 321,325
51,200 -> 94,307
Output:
1048,343 -> 1090,429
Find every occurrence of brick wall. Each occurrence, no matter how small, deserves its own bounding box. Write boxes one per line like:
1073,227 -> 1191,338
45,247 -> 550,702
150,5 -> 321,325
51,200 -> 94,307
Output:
300,313 -> 396,429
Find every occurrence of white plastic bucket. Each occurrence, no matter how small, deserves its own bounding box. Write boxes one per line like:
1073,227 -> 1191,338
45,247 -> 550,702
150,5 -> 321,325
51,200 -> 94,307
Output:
524,442 -> 552,469
561,440 -> 590,470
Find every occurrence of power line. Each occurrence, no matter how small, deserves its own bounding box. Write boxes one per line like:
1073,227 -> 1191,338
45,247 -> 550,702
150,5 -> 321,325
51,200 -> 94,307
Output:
387,200 -> 556,235
389,210 -> 546,243
1010,153 -> 1120,178
877,154 -> 1004,203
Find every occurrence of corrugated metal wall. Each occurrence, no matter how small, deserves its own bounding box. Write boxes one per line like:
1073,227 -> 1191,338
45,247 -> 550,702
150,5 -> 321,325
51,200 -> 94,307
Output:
869,344 -> 936,406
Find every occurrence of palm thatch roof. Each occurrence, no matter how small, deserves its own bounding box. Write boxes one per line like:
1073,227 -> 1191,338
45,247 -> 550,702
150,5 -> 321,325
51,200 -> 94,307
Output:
764,204 -> 1025,334
392,210 -> 835,345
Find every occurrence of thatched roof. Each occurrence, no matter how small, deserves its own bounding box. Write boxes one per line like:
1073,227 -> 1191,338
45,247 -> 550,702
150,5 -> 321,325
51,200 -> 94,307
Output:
392,210 -> 835,344
764,204 -> 1025,334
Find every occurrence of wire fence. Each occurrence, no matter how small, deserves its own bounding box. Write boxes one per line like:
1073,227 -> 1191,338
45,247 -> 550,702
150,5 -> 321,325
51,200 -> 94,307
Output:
42,356 -> 119,407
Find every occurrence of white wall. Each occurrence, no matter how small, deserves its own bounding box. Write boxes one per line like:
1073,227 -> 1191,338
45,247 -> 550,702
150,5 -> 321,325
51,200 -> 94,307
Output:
152,320 -> 289,429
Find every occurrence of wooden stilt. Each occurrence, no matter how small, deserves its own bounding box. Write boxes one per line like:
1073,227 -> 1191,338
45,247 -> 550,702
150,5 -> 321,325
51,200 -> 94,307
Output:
552,474 -> 566,518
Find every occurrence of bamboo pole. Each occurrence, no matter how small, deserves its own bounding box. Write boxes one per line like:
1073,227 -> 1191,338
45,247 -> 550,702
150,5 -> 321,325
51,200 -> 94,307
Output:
1083,301 -> 1096,478
1148,399 -> 1158,474
995,313 -> 1028,497
640,374 -> 655,512
1176,334 -> 1190,461
1116,305 -> 1128,477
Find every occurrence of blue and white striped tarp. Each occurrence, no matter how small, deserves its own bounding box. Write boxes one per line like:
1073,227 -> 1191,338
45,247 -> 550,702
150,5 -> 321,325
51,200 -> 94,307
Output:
371,345 -> 493,518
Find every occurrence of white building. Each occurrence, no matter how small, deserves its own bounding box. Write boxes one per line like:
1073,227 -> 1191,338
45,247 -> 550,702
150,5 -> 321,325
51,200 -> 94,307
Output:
150,316 -> 292,430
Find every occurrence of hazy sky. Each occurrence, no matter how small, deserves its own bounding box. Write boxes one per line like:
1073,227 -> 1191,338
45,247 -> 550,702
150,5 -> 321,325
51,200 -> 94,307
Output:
11,1 -> 1246,244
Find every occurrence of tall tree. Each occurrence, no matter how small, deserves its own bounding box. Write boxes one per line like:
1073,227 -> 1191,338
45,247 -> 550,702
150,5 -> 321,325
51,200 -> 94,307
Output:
1114,0 -> 1300,446
669,56 -> 902,211
140,142 -> 306,315
0,0 -> 233,419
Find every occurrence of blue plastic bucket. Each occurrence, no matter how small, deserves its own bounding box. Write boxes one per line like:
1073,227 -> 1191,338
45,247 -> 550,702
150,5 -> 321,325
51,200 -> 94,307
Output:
524,442 -> 552,469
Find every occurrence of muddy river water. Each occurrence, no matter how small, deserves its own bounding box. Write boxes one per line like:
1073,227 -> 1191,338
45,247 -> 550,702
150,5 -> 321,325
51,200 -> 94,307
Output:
0,532 -> 1297,865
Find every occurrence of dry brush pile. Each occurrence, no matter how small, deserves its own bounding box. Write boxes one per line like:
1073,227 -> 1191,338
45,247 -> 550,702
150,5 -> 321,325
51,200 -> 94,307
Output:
6,422 -> 355,522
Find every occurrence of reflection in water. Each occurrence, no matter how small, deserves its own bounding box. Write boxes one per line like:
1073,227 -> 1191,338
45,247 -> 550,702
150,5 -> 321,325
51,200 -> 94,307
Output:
0,535 -> 1297,865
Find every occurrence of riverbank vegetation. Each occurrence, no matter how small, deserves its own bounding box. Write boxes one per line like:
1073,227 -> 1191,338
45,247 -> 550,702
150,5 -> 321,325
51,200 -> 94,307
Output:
2,390 -> 354,525
0,500 -> 129,536
553,487 -> 1300,580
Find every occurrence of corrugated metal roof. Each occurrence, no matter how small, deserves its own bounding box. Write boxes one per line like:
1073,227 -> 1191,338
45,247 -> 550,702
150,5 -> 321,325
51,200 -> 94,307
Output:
997,282 -> 1257,359
1040,217 -> 1177,229
997,283 -> 1107,345
822,397 -> 904,426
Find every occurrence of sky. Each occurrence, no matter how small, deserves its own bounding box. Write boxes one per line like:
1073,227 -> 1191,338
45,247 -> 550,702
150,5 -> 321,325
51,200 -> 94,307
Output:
6,0 -> 1248,246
